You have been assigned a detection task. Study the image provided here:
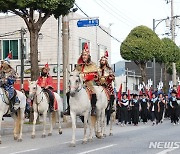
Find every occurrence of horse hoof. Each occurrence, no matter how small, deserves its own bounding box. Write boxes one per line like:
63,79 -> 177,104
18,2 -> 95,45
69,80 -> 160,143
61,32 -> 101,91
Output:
82,141 -> 87,144
109,133 -> 113,136
42,134 -> 46,138
69,143 -> 76,147
48,133 -> 52,136
59,131 -> 62,135
18,138 -> 22,142
14,136 -> 18,140
31,135 -> 35,139
103,134 -> 107,137
88,138 -> 93,142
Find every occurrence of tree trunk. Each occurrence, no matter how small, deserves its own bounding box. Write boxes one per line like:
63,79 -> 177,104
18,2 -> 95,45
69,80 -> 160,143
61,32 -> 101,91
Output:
30,29 -> 39,81
164,64 -> 168,93
139,63 -> 147,83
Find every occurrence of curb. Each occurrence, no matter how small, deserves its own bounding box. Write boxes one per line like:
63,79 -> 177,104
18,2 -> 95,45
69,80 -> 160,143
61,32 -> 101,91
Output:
1,121 -> 83,136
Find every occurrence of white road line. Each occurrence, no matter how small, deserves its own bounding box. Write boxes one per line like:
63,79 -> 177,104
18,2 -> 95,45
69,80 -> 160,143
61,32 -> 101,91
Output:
9,149 -> 38,154
0,146 -> 8,149
59,139 -> 83,145
156,148 -> 178,154
77,144 -> 117,154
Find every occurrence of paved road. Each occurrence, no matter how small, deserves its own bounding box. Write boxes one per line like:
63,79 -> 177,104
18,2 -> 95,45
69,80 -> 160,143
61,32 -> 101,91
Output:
1,119 -> 180,154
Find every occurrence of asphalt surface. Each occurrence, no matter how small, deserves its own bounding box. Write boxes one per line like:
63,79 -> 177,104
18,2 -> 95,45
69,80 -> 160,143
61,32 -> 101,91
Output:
1,117 -> 180,154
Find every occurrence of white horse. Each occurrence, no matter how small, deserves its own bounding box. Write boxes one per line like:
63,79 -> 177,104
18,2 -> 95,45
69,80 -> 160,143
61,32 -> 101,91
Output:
68,71 -> 108,147
28,81 -> 63,138
0,88 -> 26,144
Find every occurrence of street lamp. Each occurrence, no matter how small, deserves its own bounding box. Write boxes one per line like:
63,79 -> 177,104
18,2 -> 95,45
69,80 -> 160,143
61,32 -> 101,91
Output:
152,17 -> 169,91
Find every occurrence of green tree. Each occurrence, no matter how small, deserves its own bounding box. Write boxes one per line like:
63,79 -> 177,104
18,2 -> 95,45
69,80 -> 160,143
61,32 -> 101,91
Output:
156,38 -> 180,91
120,25 -> 163,82
0,0 -> 75,80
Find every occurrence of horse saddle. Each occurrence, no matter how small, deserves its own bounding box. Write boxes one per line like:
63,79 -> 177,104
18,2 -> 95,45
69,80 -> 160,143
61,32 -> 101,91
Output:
1,88 -> 10,104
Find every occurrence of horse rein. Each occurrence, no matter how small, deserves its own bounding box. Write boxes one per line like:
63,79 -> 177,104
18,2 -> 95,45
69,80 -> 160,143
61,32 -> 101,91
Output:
31,85 -> 44,105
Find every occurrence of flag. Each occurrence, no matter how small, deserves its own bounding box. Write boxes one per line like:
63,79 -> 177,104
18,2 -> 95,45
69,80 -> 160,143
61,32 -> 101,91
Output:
117,83 -> 122,101
177,85 -> 180,98
7,52 -> 12,59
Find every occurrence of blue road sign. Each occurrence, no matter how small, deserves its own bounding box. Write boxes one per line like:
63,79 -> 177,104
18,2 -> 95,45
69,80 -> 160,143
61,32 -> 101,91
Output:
77,19 -> 99,27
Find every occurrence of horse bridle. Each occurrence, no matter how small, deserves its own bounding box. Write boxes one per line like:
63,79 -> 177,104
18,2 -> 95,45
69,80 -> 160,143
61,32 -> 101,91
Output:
31,84 -> 44,104
69,75 -> 83,93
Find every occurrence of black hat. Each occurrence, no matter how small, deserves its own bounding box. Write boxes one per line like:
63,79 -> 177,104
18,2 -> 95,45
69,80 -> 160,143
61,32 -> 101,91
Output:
142,92 -> 146,96
133,94 -> 138,98
171,89 -> 177,94
122,92 -> 128,96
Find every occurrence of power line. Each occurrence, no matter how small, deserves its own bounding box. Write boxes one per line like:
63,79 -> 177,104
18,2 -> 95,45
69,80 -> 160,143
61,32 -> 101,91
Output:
97,0 -> 138,27
74,2 -> 121,43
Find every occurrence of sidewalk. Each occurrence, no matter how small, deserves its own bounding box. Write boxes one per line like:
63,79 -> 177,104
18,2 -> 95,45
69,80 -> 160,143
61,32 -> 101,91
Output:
1,115 -> 83,136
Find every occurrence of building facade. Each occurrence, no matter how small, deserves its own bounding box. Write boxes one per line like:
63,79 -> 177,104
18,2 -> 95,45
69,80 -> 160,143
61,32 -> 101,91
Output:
0,13 -> 111,89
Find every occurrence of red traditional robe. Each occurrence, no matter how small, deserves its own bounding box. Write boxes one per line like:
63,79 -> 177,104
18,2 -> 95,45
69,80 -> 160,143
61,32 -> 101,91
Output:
37,76 -> 53,89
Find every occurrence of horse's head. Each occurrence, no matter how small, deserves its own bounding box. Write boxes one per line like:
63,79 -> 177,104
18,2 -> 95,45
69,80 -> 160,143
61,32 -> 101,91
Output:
28,80 -> 38,100
68,70 -> 83,97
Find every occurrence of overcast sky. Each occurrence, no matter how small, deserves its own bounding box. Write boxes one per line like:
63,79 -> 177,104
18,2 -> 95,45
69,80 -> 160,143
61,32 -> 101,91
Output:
75,0 -> 180,64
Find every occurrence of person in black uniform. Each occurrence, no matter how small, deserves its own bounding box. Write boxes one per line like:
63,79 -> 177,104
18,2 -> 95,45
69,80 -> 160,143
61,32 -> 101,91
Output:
149,92 -> 159,125
140,93 -> 148,124
169,89 -> 179,125
158,93 -> 165,123
127,93 -> 133,124
132,94 -> 140,126
119,93 -> 129,126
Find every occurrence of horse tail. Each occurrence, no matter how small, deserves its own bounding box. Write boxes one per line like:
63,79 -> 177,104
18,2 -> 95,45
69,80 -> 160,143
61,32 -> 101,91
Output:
91,116 -> 97,127
52,111 -> 56,125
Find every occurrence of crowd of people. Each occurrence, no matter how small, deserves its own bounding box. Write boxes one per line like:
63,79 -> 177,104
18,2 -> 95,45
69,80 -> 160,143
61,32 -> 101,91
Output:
115,89 -> 180,126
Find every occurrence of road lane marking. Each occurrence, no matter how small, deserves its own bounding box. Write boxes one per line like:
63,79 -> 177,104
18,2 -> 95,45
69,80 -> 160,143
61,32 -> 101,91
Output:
156,148 -> 178,154
0,146 -> 8,149
77,144 -> 117,154
9,149 -> 38,154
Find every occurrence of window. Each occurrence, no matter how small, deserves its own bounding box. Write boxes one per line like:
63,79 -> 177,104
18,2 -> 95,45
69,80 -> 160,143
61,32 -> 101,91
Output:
1,39 -> 27,60
79,38 -> 90,55
146,61 -> 153,68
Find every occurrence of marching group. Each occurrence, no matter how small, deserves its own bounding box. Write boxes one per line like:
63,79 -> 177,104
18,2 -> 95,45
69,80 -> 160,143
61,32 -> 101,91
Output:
116,89 -> 180,126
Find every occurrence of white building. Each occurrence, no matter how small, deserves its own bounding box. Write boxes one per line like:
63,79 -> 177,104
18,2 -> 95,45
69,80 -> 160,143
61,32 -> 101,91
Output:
0,13 -> 111,78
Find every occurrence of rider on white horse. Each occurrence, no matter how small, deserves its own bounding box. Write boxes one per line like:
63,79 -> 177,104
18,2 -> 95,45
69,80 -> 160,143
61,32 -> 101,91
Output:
64,43 -> 99,116
37,63 -> 54,112
97,51 -> 115,113
0,53 -> 19,114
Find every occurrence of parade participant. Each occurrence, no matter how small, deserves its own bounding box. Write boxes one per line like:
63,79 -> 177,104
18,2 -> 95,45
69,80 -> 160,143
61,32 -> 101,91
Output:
169,89 -> 179,125
0,53 -> 19,113
140,93 -> 148,124
127,93 -> 133,124
158,93 -> 165,123
132,94 -> 140,126
98,51 -> 115,113
75,43 -> 98,116
149,92 -> 159,125
119,93 -> 129,126
37,63 -> 54,112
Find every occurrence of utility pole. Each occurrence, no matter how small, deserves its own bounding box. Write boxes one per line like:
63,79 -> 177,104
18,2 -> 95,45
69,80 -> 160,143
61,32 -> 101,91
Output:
153,19 -> 156,91
170,0 -> 177,86
62,15 -> 69,111
57,16 -> 61,96
20,27 -> 26,89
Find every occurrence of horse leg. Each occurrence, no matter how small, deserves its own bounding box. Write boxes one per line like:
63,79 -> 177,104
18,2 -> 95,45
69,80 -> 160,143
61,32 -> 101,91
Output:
17,108 -> 24,142
102,110 -> 107,138
96,112 -> 102,139
69,112 -> 76,147
88,113 -> 93,142
12,114 -> 18,140
0,112 -> 3,144
82,112 -> 88,144
31,111 -> 38,139
48,112 -> 53,136
42,111 -> 47,138
57,110 -> 62,135
109,112 -> 113,136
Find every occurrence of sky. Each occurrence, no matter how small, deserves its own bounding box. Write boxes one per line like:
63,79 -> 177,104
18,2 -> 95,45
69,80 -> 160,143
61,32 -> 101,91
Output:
75,0 -> 180,64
